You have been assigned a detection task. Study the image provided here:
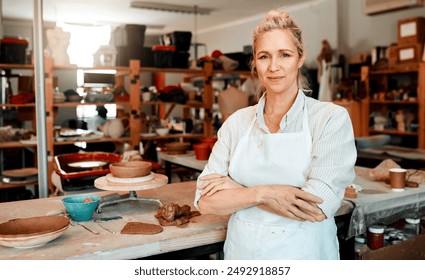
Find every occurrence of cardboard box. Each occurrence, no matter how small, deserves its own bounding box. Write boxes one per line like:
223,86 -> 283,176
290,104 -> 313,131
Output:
396,43 -> 423,63
398,17 -> 425,46
359,227 -> 425,260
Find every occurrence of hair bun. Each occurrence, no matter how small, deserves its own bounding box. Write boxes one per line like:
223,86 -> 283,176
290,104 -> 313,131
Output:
267,9 -> 288,18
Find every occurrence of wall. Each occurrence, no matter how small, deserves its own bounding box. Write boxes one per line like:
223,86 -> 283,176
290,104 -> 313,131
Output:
337,0 -> 425,57
196,0 -> 425,67
3,0 -> 425,68
197,0 -> 338,68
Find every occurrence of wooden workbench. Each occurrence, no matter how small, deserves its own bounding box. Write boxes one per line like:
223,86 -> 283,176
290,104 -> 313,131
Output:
0,181 -> 228,260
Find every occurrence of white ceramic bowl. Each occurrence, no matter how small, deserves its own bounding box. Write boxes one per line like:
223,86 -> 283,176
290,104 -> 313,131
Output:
155,127 -> 170,136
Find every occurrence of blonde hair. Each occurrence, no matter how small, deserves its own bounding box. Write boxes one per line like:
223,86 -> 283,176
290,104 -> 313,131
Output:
251,9 -> 311,97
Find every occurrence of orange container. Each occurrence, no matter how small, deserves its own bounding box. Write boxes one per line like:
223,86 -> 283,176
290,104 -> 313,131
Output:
200,137 -> 217,150
193,143 -> 211,160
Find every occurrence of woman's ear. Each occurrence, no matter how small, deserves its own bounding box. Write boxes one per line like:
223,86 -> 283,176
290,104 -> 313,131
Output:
298,53 -> 306,69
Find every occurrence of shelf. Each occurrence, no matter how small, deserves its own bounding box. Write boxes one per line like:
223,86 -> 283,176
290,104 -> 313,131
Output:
52,64 -> 129,71
54,137 -> 131,146
140,133 -> 204,141
361,63 -> 425,148
0,103 -> 36,107
140,101 -> 205,109
53,101 -> 130,107
0,141 -> 37,148
369,100 -> 418,105
369,66 -> 419,75
0,181 -> 38,190
140,67 -> 204,74
0,63 -> 34,70
369,129 -> 418,136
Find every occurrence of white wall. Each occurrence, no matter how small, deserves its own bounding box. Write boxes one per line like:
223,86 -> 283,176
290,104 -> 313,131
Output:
196,0 -> 338,68
338,0 -> 425,57
196,0 -> 425,67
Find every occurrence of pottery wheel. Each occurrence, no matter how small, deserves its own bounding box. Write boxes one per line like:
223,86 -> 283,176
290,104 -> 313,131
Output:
93,173 -> 168,213
94,173 -> 168,192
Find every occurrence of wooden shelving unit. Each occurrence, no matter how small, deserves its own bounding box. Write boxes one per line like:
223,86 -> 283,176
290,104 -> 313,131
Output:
1,58 -> 252,195
360,63 -> 425,148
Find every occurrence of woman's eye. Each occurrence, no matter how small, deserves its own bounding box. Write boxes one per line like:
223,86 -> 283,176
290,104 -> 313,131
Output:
258,54 -> 269,60
281,53 -> 290,58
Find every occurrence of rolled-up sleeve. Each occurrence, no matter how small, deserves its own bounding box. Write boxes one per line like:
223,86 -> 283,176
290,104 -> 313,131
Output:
194,118 -> 233,209
193,107 -> 255,209
302,104 -> 357,218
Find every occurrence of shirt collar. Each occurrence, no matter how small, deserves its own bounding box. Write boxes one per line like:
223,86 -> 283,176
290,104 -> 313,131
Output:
256,89 -> 305,132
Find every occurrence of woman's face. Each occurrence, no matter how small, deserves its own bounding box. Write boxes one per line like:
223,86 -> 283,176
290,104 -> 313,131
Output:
254,29 -> 304,96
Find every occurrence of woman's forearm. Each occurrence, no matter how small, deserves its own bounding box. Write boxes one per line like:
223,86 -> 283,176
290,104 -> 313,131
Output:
198,184 -> 324,221
197,187 -> 260,215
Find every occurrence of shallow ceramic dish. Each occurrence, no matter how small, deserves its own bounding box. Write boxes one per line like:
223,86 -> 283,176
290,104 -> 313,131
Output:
0,216 -> 69,249
2,167 -> 38,178
164,142 -> 191,155
62,194 -> 101,222
109,161 -> 152,178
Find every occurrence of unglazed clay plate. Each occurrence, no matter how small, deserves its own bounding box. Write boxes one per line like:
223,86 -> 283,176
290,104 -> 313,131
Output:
2,167 -> 38,178
0,216 -> 70,249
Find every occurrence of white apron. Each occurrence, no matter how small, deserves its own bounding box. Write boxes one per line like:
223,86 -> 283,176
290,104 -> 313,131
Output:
225,96 -> 339,259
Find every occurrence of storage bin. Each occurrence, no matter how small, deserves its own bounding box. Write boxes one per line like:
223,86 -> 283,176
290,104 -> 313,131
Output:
152,45 -> 175,68
160,31 -> 192,52
113,24 -> 146,66
172,51 -> 190,68
0,37 -> 28,64
141,46 -> 155,67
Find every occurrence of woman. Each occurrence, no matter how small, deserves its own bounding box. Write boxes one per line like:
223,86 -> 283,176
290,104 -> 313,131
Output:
194,9 -> 356,260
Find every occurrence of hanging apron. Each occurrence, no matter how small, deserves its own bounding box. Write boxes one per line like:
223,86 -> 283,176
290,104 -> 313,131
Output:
225,96 -> 339,259
318,60 -> 332,102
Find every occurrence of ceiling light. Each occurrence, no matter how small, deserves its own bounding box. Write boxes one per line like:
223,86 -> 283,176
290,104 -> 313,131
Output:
130,1 -> 213,15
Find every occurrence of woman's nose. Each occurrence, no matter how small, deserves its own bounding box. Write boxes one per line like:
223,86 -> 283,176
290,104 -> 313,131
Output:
269,57 -> 280,71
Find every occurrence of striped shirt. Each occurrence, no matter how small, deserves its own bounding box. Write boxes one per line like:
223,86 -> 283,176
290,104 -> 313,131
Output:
195,90 -> 357,218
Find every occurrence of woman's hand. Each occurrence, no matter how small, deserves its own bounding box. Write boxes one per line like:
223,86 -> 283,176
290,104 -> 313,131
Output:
198,174 -> 243,197
259,186 -> 325,222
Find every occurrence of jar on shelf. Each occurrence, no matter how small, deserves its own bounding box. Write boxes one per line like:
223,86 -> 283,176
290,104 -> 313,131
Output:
403,218 -> 421,239
367,225 -> 385,250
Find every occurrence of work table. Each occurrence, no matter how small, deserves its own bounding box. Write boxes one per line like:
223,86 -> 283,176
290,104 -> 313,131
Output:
1,166 -> 424,259
0,181 -> 228,260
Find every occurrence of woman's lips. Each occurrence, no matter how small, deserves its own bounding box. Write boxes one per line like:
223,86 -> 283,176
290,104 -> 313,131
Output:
267,76 -> 286,80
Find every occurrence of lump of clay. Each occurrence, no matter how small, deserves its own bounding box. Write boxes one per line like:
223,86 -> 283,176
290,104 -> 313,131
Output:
155,203 -> 200,226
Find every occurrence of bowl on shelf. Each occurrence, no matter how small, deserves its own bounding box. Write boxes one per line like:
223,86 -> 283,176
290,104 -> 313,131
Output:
62,194 -> 102,222
155,127 -> 170,136
109,161 -> 152,178
164,142 -> 191,155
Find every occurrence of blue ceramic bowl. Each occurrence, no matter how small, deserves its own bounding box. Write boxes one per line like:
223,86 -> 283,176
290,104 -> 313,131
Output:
62,194 -> 101,222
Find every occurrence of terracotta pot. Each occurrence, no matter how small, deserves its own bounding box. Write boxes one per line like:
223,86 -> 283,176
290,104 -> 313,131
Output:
109,161 -> 152,178
200,137 -> 217,150
193,143 -> 211,160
